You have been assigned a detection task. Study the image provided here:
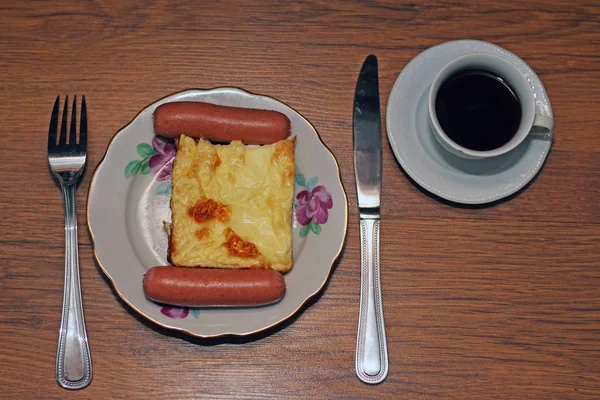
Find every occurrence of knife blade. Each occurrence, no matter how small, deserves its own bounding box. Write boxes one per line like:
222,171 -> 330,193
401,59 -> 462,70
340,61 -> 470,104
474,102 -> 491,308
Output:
353,54 -> 389,384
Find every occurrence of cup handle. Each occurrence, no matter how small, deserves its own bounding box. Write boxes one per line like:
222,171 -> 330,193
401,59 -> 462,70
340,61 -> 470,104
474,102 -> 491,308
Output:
530,114 -> 554,135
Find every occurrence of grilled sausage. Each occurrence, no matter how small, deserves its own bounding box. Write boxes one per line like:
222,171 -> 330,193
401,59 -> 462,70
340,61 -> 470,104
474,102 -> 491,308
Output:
143,266 -> 286,307
153,101 -> 291,145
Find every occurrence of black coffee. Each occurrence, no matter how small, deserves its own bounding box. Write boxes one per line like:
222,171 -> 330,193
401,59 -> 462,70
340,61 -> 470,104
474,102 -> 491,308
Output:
435,69 -> 521,151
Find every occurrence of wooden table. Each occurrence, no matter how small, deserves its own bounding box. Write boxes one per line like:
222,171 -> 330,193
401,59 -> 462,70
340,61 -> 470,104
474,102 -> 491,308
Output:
2,1 -> 599,398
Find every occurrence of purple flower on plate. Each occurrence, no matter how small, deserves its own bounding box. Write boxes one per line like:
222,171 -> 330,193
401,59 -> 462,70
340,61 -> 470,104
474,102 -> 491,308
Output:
160,306 -> 189,319
149,136 -> 176,181
124,135 -> 176,180
296,185 -> 333,226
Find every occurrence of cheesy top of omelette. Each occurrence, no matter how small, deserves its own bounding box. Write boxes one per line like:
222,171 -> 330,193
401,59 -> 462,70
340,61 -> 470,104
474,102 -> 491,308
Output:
168,135 -> 295,271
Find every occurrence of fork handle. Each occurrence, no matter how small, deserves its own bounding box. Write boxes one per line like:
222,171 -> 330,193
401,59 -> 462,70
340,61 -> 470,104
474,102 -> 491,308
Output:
56,183 -> 92,389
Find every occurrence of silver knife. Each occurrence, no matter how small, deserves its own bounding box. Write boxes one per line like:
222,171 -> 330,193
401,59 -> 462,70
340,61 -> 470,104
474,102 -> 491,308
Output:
353,54 -> 389,384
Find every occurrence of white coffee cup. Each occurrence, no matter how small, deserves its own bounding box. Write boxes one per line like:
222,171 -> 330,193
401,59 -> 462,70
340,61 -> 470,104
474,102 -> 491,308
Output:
428,53 -> 554,159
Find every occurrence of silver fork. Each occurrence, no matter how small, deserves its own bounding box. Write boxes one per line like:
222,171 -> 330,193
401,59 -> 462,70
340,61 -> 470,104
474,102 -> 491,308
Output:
48,96 -> 93,389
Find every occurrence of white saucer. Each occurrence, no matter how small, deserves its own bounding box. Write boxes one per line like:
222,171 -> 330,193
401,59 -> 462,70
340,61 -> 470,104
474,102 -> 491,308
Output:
386,40 -> 553,204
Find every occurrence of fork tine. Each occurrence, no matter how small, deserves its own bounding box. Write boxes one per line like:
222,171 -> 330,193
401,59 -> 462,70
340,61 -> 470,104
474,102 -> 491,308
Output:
70,95 -> 77,144
79,95 -> 87,147
48,96 -> 60,150
59,95 -> 69,146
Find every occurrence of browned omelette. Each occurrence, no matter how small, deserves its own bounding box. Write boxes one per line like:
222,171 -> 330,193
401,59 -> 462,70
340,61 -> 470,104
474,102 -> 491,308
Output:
168,135 -> 295,272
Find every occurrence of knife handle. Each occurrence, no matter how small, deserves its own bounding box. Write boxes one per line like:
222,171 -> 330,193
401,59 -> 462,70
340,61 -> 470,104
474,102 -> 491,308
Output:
356,218 -> 388,384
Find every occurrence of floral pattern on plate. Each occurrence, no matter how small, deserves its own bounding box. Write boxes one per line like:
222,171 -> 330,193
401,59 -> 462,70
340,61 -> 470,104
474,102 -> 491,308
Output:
294,171 -> 333,237
160,306 -> 201,319
124,135 -> 175,195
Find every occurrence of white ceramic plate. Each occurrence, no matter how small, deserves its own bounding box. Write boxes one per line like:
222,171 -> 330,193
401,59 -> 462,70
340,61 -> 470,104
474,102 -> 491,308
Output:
386,40 -> 553,204
87,88 -> 348,338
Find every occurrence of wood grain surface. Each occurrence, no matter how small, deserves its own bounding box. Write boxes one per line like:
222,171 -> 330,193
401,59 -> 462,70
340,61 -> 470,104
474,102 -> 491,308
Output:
1,1 -> 599,399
